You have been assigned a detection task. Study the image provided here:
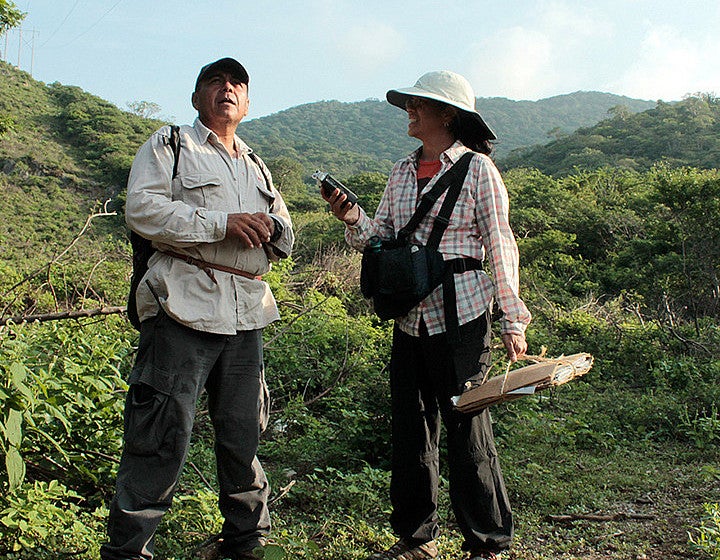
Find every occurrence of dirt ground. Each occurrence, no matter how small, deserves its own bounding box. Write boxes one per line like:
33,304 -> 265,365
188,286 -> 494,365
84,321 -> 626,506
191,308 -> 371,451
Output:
506,475 -> 719,559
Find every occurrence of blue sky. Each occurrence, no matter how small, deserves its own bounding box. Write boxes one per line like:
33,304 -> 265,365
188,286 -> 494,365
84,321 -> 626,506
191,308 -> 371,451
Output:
3,0 -> 720,124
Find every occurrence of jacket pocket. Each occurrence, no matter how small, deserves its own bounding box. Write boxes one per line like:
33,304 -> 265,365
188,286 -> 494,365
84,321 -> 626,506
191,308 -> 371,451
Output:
175,173 -> 222,207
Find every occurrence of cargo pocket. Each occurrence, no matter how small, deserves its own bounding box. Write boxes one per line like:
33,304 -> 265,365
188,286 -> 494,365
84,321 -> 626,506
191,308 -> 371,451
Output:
176,173 -> 222,208
124,382 -> 176,456
123,314 -> 179,456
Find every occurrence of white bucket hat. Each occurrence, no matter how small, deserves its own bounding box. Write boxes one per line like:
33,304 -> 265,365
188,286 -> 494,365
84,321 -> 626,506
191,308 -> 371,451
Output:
387,70 -> 496,140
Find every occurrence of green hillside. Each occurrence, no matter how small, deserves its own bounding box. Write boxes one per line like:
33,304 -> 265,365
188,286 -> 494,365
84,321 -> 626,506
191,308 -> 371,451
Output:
237,92 -> 656,177
1,59 -> 718,560
502,93 -> 720,175
0,60 -> 159,315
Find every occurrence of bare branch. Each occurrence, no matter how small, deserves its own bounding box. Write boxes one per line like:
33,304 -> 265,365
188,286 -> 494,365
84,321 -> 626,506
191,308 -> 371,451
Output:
0,306 -> 126,326
548,512 -> 656,523
2,200 -> 117,300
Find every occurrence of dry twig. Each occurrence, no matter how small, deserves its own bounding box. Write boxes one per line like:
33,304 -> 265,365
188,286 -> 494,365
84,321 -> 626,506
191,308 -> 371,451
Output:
548,512 -> 656,523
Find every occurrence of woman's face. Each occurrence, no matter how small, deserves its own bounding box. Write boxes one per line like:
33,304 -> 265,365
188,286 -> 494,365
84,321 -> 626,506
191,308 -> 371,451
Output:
405,96 -> 453,141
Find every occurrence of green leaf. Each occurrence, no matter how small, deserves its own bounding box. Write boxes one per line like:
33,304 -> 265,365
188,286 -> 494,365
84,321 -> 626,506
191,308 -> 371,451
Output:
9,362 -> 28,386
25,424 -> 70,461
262,544 -> 287,560
5,445 -> 26,490
4,407 -> 23,446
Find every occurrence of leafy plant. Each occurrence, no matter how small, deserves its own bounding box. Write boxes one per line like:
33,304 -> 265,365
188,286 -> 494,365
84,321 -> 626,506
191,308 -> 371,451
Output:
0,480 -> 105,558
690,502 -> 720,559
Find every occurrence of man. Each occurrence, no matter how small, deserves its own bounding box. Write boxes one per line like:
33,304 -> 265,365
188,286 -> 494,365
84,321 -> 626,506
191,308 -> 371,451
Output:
101,58 -> 294,560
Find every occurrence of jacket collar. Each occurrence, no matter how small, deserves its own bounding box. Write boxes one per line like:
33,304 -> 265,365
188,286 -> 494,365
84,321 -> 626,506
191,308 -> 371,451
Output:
192,118 -> 252,155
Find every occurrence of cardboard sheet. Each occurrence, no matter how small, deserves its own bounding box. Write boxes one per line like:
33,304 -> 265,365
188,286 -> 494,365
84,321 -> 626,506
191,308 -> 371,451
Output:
452,353 -> 593,413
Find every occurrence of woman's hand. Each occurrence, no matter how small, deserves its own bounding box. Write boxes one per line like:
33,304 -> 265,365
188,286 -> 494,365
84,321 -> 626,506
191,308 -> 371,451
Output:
321,187 -> 361,225
501,332 -> 527,363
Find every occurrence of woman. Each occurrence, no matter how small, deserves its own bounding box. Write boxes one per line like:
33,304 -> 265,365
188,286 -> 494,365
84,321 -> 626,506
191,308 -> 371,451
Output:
322,70 -> 531,560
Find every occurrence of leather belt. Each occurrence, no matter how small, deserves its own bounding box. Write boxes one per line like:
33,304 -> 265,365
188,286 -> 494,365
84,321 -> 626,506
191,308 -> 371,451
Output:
162,250 -> 261,284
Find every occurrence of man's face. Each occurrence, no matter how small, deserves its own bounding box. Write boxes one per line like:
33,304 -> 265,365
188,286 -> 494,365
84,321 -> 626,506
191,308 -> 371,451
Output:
192,70 -> 249,130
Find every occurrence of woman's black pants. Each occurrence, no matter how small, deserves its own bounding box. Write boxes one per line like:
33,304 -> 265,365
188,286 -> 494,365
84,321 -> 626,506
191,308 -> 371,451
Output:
388,312 -> 513,553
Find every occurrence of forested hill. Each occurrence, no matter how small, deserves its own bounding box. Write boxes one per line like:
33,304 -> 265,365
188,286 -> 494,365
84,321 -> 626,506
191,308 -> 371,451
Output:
2,60 -> 720,560
237,92 -> 655,176
0,57 -> 654,186
501,93 -> 720,175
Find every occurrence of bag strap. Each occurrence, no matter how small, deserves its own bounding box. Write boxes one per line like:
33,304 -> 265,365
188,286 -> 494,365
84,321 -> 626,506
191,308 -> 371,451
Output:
426,152 -> 474,249
398,152 -> 474,245
169,125 -> 181,179
248,152 -> 275,212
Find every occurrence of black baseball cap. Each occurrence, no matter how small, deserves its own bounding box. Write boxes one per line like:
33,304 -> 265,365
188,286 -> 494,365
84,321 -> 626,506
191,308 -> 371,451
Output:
195,58 -> 249,91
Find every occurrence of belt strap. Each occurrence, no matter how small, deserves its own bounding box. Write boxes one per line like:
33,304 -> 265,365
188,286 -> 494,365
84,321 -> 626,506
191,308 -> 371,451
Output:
443,257 -> 483,344
162,250 -> 261,284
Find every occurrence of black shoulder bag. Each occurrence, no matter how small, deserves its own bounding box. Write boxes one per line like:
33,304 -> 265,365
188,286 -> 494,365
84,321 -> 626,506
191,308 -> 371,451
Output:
360,152 -> 479,336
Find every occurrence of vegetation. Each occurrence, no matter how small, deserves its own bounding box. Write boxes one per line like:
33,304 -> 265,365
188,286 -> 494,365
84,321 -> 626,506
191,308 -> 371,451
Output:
502,93 -> 720,176
237,93 -> 655,177
1,60 -> 718,559
0,0 -> 24,34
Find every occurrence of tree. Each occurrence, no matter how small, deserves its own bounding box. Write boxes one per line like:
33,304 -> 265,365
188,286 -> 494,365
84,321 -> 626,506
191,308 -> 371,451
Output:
126,100 -> 161,119
0,0 -> 25,34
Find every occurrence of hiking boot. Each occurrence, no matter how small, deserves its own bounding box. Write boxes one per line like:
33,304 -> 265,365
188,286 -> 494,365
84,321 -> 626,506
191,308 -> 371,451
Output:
366,538 -> 439,559
467,550 -> 502,559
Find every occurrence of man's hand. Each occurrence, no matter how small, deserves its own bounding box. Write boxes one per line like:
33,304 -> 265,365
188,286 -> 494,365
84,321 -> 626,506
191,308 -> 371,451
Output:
501,332 -> 527,363
321,187 -> 361,225
226,212 -> 274,248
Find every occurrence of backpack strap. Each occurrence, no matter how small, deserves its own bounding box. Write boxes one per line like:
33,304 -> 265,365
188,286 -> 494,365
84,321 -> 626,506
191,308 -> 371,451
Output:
425,152 -> 474,250
169,125 -> 181,179
248,151 -> 275,213
248,152 -> 270,188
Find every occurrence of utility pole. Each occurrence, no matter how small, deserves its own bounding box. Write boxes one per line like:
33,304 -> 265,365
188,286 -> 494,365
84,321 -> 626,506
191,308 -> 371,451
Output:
29,29 -> 37,75
4,28 -> 39,74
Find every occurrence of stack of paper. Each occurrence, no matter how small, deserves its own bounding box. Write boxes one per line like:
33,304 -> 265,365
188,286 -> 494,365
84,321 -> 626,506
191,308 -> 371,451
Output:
452,353 -> 593,413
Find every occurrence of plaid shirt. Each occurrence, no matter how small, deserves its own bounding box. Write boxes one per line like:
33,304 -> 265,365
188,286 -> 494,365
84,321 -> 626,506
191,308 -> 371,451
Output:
346,141 -> 531,337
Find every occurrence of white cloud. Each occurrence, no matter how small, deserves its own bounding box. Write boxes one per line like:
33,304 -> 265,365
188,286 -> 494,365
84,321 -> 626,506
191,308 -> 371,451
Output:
336,22 -> 406,75
613,25 -> 720,100
539,1 -> 613,39
464,2 -> 616,100
466,26 -> 554,99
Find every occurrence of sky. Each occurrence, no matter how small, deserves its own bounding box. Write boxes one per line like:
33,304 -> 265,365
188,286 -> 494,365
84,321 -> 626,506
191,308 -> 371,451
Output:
3,0 -> 720,124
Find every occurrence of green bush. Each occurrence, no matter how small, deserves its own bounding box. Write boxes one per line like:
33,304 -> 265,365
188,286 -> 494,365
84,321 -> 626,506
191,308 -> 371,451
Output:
0,317 -> 132,494
691,502 -> 720,559
0,480 -> 106,558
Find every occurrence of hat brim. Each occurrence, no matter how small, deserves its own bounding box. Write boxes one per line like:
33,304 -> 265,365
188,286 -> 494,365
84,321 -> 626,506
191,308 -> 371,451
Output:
387,87 -> 496,141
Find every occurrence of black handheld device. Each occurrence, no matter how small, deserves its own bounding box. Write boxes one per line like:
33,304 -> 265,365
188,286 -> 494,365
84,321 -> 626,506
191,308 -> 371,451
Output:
312,171 -> 359,208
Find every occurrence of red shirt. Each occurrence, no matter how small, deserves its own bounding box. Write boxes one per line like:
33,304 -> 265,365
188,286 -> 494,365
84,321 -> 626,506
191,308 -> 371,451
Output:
417,159 -> 442,192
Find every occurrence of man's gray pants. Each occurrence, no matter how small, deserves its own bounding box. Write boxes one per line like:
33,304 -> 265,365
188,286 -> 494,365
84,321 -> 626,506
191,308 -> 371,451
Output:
101,311 -> 271,560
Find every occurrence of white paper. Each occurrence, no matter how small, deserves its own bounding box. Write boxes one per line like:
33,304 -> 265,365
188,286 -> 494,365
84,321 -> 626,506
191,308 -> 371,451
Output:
507,386 -> 537,395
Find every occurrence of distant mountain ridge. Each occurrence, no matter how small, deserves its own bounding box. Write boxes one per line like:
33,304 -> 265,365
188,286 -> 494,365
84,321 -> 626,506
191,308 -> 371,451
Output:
237,92 -> 656,176
502,93 -> 720,175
